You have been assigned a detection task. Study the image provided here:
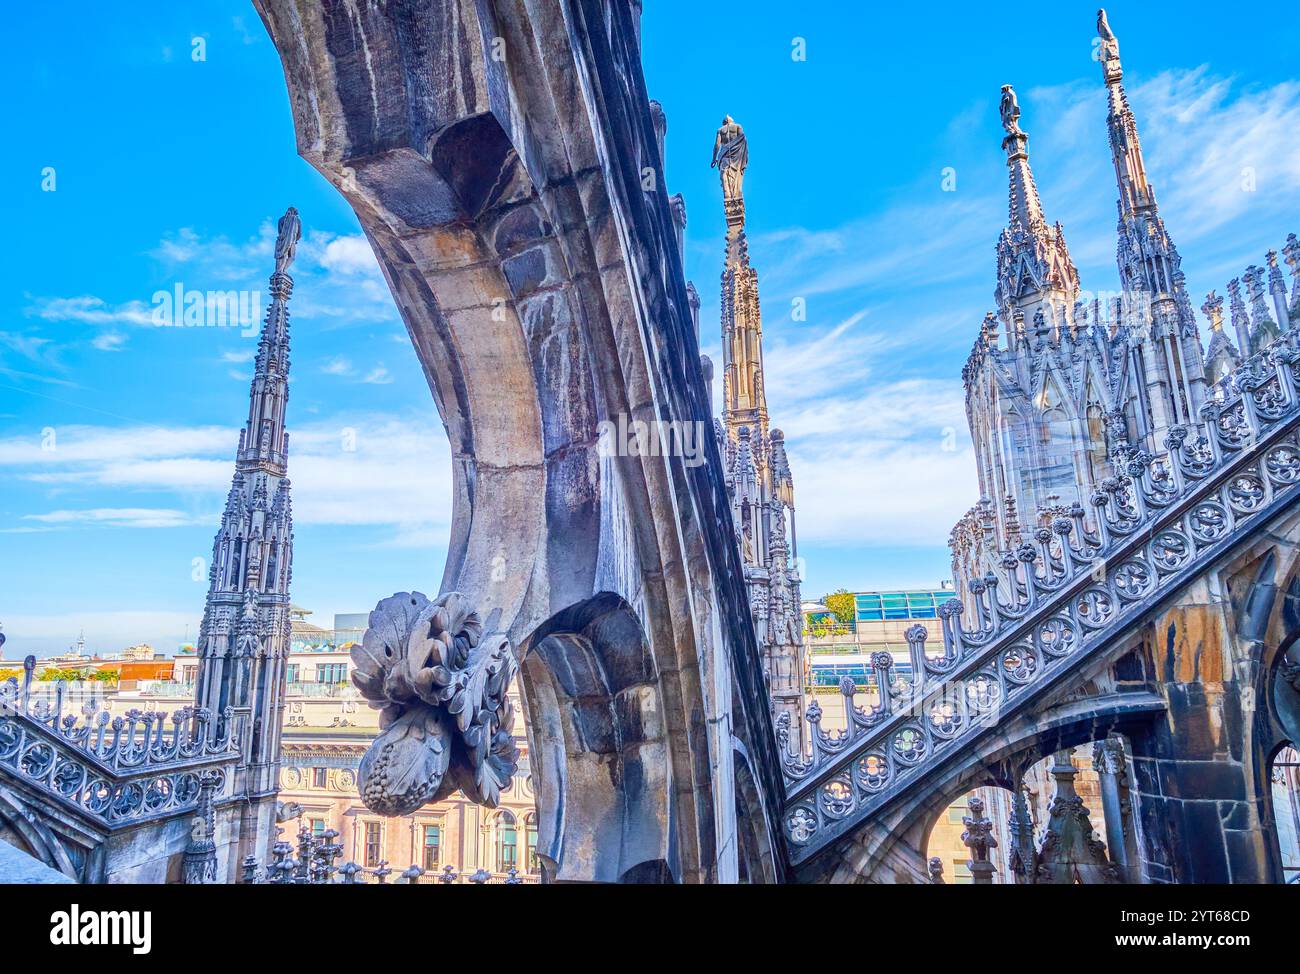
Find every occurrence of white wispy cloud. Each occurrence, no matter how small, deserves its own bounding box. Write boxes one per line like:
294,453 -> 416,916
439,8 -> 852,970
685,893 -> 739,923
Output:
792,441 -> 978,547
0,330 -> 73,385
24,508 -> 208,529
319,234 -> 381,275
3,416 -> 453,539
91,332 -> 127,352
27,295 -> 155,326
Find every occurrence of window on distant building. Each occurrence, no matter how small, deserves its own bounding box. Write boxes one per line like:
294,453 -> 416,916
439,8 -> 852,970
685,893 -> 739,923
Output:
311,818 -> 325,838
422,824 -> 441,870
525,813 -> 539,874
318,663 -> 347,684
364,822 -> 382,867
286,663 -> 300,684
495,811 -> 517,873
312,767 -> 327,789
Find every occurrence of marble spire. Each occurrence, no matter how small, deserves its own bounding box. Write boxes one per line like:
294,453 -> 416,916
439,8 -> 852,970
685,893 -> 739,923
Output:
715,115 -> 767,447
994,85 -> 1079,344
1097,8 -> 1205,426
712,118 -> 803,737
193,207 -> 301,863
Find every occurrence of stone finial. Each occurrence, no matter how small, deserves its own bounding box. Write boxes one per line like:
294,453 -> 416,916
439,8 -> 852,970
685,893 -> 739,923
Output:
182,770 -> 221,885
1035,748 -> 1122,883
1202,291 -> 1224,331
928,856 -> 945,884
1285,233 -> 1300,316
961,795 -> 998,885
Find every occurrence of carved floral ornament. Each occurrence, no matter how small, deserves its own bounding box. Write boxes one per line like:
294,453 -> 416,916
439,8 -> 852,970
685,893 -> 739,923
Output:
350,592 -> 519,816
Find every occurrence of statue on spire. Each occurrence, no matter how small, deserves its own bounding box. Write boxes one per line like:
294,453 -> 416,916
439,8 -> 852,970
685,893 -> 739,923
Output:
711,115 -> 748,203
1097,8 -> 1116,46
1097,8 -> 1121,79
274,206 -> 302,275
999,85 -> 1023,137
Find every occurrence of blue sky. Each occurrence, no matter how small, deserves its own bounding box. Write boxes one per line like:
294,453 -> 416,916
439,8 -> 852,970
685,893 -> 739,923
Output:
3,2 -> 1299,657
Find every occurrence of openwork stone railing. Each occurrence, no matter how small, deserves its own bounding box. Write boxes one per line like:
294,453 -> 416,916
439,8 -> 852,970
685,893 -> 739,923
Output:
780,343 -> 1300,862
0,656 -> 241,826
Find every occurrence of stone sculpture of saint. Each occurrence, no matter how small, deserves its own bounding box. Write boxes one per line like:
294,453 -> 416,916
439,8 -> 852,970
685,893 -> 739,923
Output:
711,115 -> 748,203
1097,8 -> 1119,61
999,85 -> 1022,137
274,206 -> 302,274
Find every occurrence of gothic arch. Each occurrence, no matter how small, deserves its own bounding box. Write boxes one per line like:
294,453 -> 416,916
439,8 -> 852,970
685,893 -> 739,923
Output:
821,690 -> 1162,883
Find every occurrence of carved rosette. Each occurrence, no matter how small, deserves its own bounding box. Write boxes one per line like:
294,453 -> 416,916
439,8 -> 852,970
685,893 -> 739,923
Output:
350,592 -> 519,816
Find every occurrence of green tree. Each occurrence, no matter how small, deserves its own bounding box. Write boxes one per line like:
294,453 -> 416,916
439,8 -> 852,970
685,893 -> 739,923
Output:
822,589 -> 855,627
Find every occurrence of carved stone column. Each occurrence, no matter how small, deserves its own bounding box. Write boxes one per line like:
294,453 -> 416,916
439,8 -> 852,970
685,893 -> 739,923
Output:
1094,736 -> 1136,882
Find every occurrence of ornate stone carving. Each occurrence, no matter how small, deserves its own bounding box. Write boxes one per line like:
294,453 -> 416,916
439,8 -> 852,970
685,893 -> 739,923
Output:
274,205 -> 301,274
710,114 -> 747,204
961,795 -> 998,884
350,592 -> 519,816
1034,749 -> 1121,883
998,84 -> 1022,136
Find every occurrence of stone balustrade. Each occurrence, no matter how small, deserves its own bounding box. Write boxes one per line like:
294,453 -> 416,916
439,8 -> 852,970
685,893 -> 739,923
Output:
780,338 -> 1300,862
0,655 -> 242,826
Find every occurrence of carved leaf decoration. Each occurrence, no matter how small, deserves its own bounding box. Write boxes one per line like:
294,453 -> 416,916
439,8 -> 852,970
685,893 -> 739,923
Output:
353,590 -> 519,814
350,592 -> 431,712
358,706 -> 453,817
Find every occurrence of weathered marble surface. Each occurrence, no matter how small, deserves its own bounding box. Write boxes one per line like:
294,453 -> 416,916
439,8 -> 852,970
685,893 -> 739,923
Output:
254,0 -> 786,883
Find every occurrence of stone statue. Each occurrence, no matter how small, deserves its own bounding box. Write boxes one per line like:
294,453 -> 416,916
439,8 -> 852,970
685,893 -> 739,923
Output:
999,85 -> 1022,137
274,206 -> 301,274
350,591 -> 519,815
1097,8 -> 1115,43
1097,8 -> 1119,61
711,115 -> 748,202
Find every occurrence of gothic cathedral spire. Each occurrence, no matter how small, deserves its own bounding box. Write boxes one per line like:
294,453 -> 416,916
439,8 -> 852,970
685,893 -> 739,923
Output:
711,117 -> 804,737
713,114 -> 768,445
194,207 -> 301,866
1097,8 -> 1207,429
995,85 -> 1080,345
